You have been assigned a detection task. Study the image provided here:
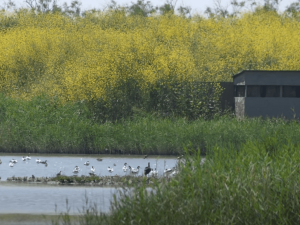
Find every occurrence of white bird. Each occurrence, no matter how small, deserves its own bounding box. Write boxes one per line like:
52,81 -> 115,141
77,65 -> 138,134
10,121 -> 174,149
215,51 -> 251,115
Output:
36,159 -> 41,163
91,166 -> 95,173
164,167 -> 175,174
107,166 -> 113,172
149,168 -> 158,176
26,156 -> 31,160
84,161 -> 90,166
9,162 -> 14,167
22,157 -> 26,161
73,166 -> 80,173
130,166 -> 140,174
122,163 -> 128,172
170,170 -> 178,176
10,159 -> 17,163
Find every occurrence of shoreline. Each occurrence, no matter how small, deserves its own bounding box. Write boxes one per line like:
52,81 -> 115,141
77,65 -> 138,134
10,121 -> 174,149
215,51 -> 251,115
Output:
3,174 -> 172,187
0,153 -> 178,158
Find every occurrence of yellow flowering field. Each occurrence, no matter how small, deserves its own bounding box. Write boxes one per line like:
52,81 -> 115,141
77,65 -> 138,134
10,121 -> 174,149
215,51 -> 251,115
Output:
0,10 -> 299,116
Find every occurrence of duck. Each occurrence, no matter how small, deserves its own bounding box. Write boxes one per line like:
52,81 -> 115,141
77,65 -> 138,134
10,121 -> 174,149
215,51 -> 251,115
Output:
36,159 -> 41,163
144,162 -> 151,176
129,166 -> 140,174
97,158 -> 103,161
9,162 -> 14,167
164,167 -> 175,174
91,166 -> 96,173
57,171 -> 62,176
107,166 -> 113,172
84,161 -> 90,166
122,163 -> 128,172
22,156 -> 26,161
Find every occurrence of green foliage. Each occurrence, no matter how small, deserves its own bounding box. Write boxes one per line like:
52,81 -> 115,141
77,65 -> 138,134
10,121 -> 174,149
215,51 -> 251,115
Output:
53,140 -> 300,224
2,95 -> 300,155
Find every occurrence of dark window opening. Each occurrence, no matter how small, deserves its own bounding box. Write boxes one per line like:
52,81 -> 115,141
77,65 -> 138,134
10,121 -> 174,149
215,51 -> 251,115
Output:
247,85 -> 260,97
262,85 -> 280,97
247,85 -> 280,97
235,85 -> 245,97
283,86 -> 300,97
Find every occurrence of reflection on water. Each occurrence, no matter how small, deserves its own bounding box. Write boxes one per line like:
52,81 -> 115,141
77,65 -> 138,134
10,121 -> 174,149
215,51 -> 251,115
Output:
0,156 -> 177,180
0,182 -> 116,214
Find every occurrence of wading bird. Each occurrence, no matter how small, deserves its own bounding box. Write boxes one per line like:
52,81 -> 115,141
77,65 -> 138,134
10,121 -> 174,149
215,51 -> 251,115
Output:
149,168 -> 158,176
164,167 -> 176,174
40,160 -> 47,164
73,166 -> 80,173
177,155 -> 184,160
57,171 -> 62,176
129,166 -> 140,174
91,166 -> 95,173
122,163 -> 128,172
144,162 -> 151,176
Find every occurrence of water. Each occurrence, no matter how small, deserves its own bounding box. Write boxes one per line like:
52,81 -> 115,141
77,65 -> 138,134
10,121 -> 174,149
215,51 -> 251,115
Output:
0,155 -> 177,180
0,155 -> 177,215
0,182 -> 115,214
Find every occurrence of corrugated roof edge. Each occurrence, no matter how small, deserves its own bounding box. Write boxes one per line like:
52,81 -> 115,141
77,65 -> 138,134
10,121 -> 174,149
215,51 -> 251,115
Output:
232,70 -> 300,78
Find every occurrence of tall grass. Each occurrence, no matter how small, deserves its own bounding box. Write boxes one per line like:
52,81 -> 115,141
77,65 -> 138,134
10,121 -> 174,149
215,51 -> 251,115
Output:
1,94 -> 300,154
53,140 -> 300,224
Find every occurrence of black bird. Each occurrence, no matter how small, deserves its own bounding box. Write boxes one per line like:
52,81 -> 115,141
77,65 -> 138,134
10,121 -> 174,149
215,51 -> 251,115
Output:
144,162 -> 151,176
144,155 -> 148,159
32,175 -> 35,179
57,171 -> 62,176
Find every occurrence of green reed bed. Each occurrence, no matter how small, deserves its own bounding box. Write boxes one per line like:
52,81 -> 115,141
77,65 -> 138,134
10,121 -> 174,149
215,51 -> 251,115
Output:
53,140 -> 300,224
1,94 -> 300,155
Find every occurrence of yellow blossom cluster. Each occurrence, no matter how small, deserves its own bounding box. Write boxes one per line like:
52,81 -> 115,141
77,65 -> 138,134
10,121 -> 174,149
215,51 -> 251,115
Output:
0,10 -> 299,103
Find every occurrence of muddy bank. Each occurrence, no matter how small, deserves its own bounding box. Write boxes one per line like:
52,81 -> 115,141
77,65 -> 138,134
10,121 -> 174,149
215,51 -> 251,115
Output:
5,174 -> 173,187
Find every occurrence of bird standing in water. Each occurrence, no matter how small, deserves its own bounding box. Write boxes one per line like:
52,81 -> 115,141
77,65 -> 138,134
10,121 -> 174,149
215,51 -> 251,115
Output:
144,162 -> 151,176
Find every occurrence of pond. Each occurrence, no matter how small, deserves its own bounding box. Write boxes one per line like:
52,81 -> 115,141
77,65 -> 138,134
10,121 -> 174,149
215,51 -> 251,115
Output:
0,155 -> 177,215
0,182 -> 116,214
0,155 -> 177,180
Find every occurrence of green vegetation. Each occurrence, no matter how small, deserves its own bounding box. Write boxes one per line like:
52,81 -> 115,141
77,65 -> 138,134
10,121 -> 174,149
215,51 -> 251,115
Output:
53,140 -> 300,224
1,94 -> 300,155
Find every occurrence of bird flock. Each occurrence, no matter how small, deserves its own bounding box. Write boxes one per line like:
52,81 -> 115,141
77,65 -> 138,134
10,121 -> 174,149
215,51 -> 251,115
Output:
1,155 -> 183,178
